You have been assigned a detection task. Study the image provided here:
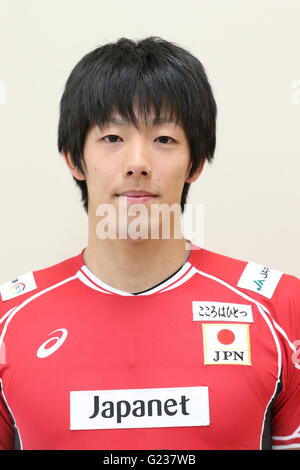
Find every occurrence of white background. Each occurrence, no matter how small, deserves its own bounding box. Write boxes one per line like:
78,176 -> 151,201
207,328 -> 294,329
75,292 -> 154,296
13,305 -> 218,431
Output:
0,0 -> 299,282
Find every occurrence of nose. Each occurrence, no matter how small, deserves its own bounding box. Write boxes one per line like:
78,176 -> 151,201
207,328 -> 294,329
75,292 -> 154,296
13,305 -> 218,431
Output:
123,137 -> 152,179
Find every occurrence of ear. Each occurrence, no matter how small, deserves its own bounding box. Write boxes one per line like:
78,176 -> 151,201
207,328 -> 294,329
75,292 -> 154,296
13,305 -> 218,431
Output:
63,152 -> 86,181
185,159 -> 206,184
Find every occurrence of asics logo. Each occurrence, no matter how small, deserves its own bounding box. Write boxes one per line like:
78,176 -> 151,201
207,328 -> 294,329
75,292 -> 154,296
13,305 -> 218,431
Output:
37,328 -> 68,358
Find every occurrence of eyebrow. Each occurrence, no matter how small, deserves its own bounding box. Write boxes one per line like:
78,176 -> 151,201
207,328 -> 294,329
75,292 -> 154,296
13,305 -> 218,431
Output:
105,116 -> 177,127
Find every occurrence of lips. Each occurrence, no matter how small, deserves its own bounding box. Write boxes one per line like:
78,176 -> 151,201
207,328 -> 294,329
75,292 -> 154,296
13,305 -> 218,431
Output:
117,190 -> 157,203
117,190 -> 157,197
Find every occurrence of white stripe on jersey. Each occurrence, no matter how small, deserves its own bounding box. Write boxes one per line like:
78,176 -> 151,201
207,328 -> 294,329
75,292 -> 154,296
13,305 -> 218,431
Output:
157,266 -> 199,294
0,307 -> 18,325
77,270 -> 114,295
79,261 -> 194,296
272,443 -> 300,449
273,425 -> 300,440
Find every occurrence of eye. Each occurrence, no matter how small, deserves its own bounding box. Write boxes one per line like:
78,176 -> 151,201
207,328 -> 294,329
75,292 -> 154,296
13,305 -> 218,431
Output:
156,136 -> 175,144
101,135 -> 175,144
103,135 -> 122,143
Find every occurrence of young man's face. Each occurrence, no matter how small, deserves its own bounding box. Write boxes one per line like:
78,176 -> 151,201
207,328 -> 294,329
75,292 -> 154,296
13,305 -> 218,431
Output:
65,112 -> 203,239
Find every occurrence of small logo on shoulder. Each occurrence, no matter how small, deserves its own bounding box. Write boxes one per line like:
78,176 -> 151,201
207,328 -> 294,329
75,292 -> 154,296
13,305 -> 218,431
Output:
0,272 -> 37,301
10,280 -> 25,295
237,262 -> 282,298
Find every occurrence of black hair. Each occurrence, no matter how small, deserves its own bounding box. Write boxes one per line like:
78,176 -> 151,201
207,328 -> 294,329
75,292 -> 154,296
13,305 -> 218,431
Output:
58,36 -> 217,212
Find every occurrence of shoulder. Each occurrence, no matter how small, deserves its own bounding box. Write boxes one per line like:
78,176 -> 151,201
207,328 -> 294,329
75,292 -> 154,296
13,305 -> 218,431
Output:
189,245 -> 300,321
0,251 -> 84,318
189,245 -> 248,287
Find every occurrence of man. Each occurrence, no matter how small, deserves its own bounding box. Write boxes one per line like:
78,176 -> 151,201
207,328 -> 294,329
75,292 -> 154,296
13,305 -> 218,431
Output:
0,37 -> 299,450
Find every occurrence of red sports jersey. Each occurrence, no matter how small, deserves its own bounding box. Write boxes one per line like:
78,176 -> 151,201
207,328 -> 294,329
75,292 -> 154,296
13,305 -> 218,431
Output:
0,245 -> 299,450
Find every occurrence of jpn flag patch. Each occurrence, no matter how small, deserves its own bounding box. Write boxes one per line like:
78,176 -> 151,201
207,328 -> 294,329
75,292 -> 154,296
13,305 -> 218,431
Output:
202,323 -> 251,365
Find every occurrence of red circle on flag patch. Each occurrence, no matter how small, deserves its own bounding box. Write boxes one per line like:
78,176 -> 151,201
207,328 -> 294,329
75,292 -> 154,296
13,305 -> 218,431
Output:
217,329 -> 235,345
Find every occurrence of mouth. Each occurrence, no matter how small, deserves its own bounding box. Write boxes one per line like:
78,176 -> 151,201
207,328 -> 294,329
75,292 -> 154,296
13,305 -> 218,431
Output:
116,191 -> 158,203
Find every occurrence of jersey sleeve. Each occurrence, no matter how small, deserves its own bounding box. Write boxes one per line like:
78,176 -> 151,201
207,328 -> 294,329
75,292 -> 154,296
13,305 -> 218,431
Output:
270,274 -> 300,449
0,385 -> 14,450
0,255 -> 82,450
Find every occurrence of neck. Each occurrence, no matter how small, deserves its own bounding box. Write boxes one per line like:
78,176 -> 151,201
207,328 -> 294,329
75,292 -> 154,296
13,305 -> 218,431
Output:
83,236 -> 191,294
